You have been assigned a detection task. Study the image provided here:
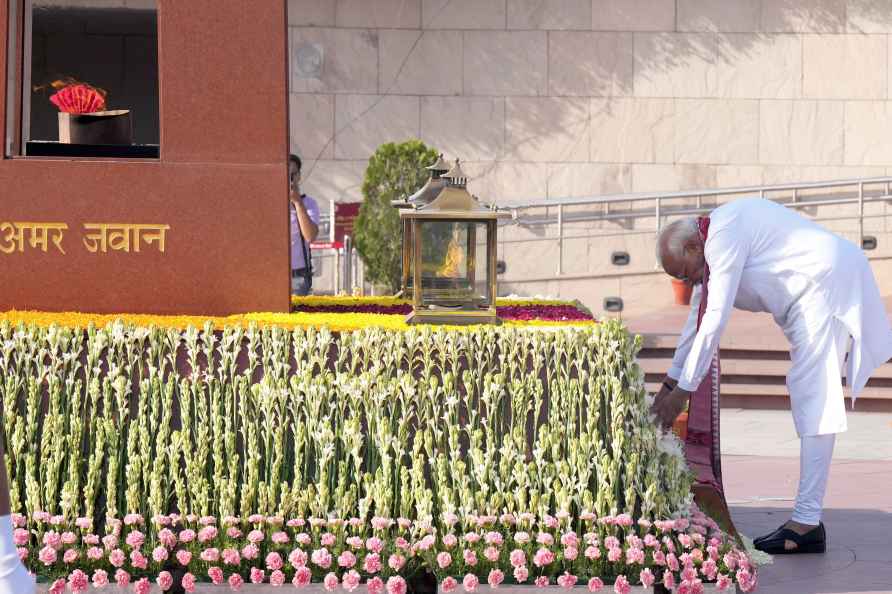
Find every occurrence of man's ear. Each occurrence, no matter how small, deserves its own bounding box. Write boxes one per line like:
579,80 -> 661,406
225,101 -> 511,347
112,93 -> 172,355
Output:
683,237 -> 703,257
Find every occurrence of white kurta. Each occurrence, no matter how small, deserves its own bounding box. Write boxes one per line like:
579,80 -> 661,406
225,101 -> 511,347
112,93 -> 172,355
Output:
667,198 -> 892,436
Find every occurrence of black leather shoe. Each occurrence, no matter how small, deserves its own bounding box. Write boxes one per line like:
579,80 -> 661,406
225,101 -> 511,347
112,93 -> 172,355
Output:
754,522 -> 826,555
753,524 -> 785,546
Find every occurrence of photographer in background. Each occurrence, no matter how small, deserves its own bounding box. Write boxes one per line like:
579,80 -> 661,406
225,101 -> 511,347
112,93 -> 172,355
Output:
289,154 -> 320,296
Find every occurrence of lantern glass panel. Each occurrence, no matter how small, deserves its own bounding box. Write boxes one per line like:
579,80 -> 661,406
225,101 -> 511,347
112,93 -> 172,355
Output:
418,220 -> 491,306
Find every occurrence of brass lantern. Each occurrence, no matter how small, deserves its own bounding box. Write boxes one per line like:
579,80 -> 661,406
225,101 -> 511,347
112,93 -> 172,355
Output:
400,159 -> 510,325
392,154 -> 450,297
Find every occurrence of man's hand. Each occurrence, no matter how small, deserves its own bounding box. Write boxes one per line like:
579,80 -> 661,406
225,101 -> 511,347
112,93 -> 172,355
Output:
650,385 -> 691,428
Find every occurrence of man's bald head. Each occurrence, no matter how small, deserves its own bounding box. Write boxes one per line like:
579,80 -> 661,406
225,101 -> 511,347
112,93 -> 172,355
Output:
657,217 -> 705,285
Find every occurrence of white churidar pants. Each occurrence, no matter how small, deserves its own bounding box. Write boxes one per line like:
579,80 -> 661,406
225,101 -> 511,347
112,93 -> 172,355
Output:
782,291 -> 850,525
792,433 -> 836,525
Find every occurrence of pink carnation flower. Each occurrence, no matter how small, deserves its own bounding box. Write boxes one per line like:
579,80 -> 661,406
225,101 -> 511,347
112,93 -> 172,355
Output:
229,572 -> 244,590
63,548 -> 79,564
227,527 -> 243,539
182,573 -> 196,593
289,548 -> 308,568
510,549 -> 526,567
389,553 -> 406,571
158,528 -> 177,548
484,546 -> 500,562
86,568 -> 108,589
364,552 -> 381,573
463,549 -> 477,566
130,550 -> 148,570
513,566 -> 529,583
587,577 -> 604,592
43,531 -> 62,550
250,567 -> 265,584
462,574 -> 479,592
367,576 -> 384,594
157,571 -> 174,591
437,552 -> 452,568
272,531 -> 290,544
613,575 -> 631,594
67,569 -> 89,594
133,577 -> 151,594
176,549 -> 193,565
311,547 -> 332,568
108,548 -> 125,567
208,566 -> 224,584
716,573 -> 732,591
488,569 -> 505,588
223,548 -> 241,565
321,532 -> 336,546
557,573 -> 577,589
200,547 -> 220,562
584,545 -> 601,560
12,529 -> 29,546
241,543 -> 260,560
639,568 -> 655,588
339,550 -> 357,568
114,569 -> 130,587
343,569 -> 361,592
322,572 -> 340,592
366,536 -> 384,553
293,566 -> 312,588
269,570 -> 286,586
534,576 -> 549,588
178,529 -> 196,543
533,547 -> 555,567
125,530 -> 145,549
442,534 -> 458,548
441,577 -> 458,593
266,552 -> 284,570
197,526 -> 218,543
564,546 -> 578,561
387,576 -> 407,594
152,545 -> 169,562
38,545 -> 56,565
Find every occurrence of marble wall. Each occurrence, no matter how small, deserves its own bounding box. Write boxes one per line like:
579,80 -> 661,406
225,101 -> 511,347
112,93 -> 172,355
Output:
288,0 -> 892,313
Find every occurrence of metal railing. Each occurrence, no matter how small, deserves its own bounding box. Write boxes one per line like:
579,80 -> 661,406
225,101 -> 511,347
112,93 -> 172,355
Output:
316,176 -> 892,284
498,176 -> 892,277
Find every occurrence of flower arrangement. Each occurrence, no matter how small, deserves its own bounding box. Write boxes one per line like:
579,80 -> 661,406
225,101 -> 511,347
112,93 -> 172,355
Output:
0,297 -> 595,332
27,503 -> 755,593
0,319 -> 755,591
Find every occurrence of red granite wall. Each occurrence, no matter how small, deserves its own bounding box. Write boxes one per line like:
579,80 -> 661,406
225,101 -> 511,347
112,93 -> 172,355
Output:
0,0 -> 290,315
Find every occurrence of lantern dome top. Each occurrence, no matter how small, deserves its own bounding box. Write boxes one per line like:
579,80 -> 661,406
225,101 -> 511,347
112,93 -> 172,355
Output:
441,159 -> 468,187
426,153 -> 450,177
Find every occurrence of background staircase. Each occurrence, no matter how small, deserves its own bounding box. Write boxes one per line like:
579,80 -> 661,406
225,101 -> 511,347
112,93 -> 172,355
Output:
626,302 -> 892,412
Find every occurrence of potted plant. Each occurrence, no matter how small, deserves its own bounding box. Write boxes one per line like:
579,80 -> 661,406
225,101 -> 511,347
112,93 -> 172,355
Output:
670,278 -> 692,306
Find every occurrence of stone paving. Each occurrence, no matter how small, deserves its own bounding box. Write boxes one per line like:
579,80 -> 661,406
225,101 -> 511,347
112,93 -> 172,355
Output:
721,410 -> 892,593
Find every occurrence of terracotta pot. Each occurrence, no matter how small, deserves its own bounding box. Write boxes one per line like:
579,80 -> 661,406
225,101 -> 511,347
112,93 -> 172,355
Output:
671,278 -> 693,305
672,411 -> 689,441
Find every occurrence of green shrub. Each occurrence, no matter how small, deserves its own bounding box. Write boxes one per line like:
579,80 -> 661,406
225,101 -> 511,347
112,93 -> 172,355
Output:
353,140 -> 439,293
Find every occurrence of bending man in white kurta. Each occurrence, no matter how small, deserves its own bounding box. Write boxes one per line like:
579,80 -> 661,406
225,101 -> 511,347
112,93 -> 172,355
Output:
651,197 -> 892,555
